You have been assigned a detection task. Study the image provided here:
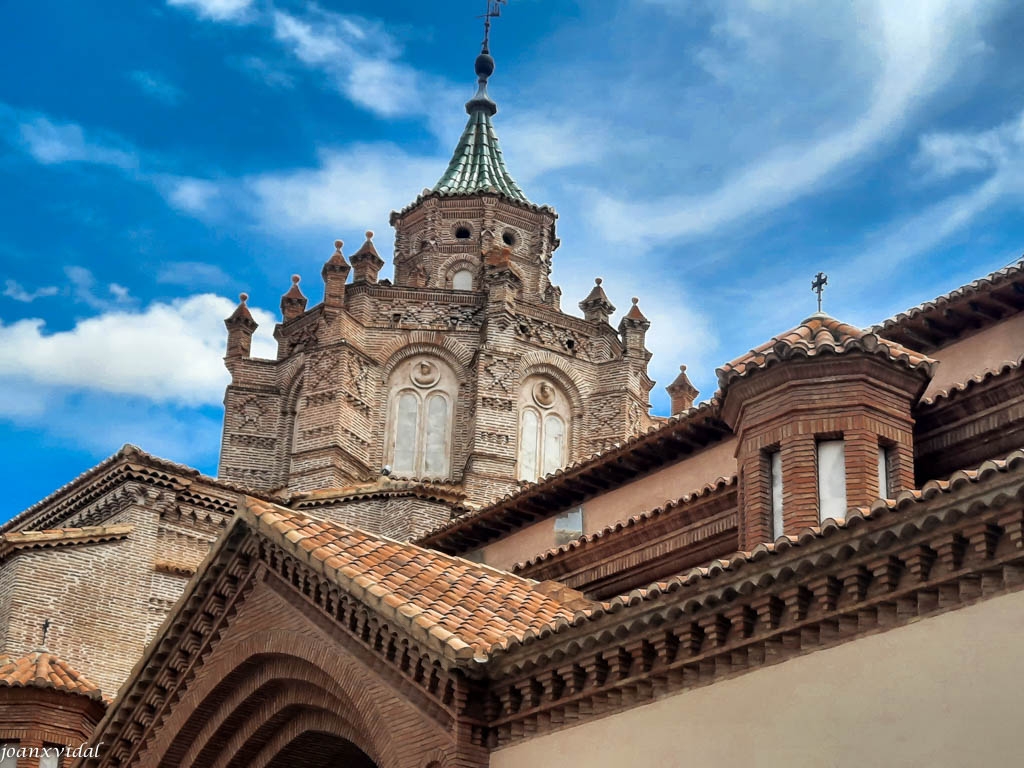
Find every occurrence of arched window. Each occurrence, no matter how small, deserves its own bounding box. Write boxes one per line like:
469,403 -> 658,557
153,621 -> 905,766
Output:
517,375 -> 571,482
452,269 -> 474,291
386,357 -> 457,478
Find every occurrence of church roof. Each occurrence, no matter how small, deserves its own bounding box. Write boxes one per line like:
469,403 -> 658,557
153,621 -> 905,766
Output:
0,650 -> 104,700
244,499 -> 596,661
716,312 -> 936,389
432,50 -> 529,204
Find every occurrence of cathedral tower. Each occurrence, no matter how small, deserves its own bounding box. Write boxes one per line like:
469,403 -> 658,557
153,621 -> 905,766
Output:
217,35 -> 659,531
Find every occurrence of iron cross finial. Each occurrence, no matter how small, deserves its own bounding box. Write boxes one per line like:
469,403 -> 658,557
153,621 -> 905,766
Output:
812,271 -> 828,313
480,0 -> 507,53
41,618 -> 51,648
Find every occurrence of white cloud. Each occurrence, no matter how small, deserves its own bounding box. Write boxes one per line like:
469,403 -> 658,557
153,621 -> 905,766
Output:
65,266 -> 136,311
166,0 -> 253,23
3,280 -> 58,303
130,71 -> 184,106
0,294 -> 277,407
271,8 -> 458,123
159,176 -> 223,215
585,0 -> 1000,245
17,116 -> 137,170
157,261 -> 233,287
233,56 -> 295,89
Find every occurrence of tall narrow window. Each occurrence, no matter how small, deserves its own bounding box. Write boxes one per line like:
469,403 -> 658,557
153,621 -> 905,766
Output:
386,358 -> 457,478
392,392 -> 419,475
817,439 -> 847,522
0,744 -> 18,768
877,445 -> 891,498
423,394 -> 450,475
517,376 -> 572,482
452,269 -> 474,290
40,746 -> 61,768
519,409 -> 539,482
554,506 -> 584,546
768,449 -> 784,538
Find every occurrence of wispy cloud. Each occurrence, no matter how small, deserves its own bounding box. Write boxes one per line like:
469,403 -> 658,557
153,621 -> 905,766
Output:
271,7 -> 460,124
3,280 -> 58,303
166,0 -> 253,23
64,266 -> 135,312
584,0 -> 1000,245
129,70 -> 183,105
157,261 -> 232,287
231,55 -> 295,89
17,116 -> 138,170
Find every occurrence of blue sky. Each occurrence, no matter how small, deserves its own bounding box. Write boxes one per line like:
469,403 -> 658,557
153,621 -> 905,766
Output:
3,0 -> 1024,519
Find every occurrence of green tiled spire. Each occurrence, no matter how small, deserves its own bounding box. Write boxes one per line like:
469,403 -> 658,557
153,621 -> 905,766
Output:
432,48 -> 530,204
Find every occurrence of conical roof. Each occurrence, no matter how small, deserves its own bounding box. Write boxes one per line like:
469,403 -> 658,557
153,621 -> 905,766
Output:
432,50 -> 529,203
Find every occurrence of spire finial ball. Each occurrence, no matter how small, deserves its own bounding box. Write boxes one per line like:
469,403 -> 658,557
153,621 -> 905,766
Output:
595,277 -> 602,285
475,52 -> 495,79
239,292 -> 248,303
680,364 -> 686,372
291,274 -> 300,284
365,230 -> 374,239
334,239 -> 343,250
632,297 -> 639,305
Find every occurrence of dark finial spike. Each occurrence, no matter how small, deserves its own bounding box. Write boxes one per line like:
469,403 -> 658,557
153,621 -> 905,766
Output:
811,271 -> 829,314
41,618 -> 51,649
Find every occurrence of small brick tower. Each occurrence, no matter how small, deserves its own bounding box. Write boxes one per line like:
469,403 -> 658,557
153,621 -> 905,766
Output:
718,314 -> 936,549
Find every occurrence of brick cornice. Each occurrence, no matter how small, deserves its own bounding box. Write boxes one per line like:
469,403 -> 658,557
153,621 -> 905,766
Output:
476,451 -> 1024,748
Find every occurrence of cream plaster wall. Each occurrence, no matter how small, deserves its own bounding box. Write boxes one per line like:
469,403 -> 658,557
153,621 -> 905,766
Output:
923,312 -> 1024,400
476,439 -> 736,571
492,589 -> 1024,768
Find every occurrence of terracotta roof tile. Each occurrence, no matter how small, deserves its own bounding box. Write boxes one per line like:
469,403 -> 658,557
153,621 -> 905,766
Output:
717,313 -> 936,389
871,258 -> 1024,335
242,499 -> 599,662
513,475 -> 736,572
920,353 -> 1024,406
0,651 -> 104,700
0,524 -> 133,561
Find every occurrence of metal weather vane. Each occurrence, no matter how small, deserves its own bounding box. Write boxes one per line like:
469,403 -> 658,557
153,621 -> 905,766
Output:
812,271 -> 828,313
480,0 -> 507,53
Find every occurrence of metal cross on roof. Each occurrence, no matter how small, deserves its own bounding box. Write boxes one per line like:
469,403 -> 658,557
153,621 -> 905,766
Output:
480,0 -> 507,53
812,271 -> 828,313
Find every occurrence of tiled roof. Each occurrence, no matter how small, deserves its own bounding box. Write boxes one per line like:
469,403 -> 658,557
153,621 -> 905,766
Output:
872,258 -> 1024,335
0,651 -> 104,700
2,444 -> 282,535
717,313 -> 936,389
920,353 -> 1024,407
243,499 -> 597,661
513,476 -> 736,571
289,477 -> 467,512
0,524 -> 132,562
433,100 -> 528,203
870,258 -> 1024,352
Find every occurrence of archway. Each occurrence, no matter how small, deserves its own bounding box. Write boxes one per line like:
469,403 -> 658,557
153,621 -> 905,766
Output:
266,730 -> 376,768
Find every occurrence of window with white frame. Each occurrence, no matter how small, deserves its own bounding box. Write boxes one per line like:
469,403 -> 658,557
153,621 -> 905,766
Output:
386,357 -> 457,478
817,439 -> 847,522
768,449 -> 784,538
452,269 -> 474,291
554,506 -> 584,546
877,444 -> 892,498
517,375 -> 571,482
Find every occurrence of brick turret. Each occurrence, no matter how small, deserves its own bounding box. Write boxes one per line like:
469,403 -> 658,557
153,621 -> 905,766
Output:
350,231 -> 384,284
321,239 -> 350,308
719,314 -> 936,549
280,275 -> 307,321
666,365 -> 698,415
579,278 -> 615,324
223,293 -> 257,360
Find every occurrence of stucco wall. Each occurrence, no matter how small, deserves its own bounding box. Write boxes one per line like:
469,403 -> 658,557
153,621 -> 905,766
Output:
923,312 -> 1024,400
476,439 -> 736,571
492,588 -> 1024,768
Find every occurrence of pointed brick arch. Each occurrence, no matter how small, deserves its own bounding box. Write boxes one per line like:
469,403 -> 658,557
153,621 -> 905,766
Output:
140,624 -> 436,768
